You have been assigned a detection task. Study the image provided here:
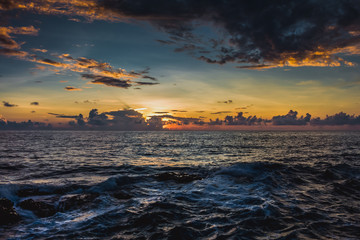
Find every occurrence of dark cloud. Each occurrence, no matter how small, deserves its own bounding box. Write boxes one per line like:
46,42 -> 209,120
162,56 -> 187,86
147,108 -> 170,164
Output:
98,0 -> 360,68
82,74 -> 132,88
272,110 -> 311,125
135,81 -> 160,86
311,112 -> 360,125
90,109 -> 162,130
218,100 -> 233,104
0,48 -> 28,57
174,44 -> 204,53
30,102 -> 39,105
2,108 -> 360,130
3,1 -> 359,68
171,110 -> 187,113
208,118 -> 223,125
224,112 -> 263,125
2,101 -> 17,107
156,39 -> 176,45
0,120 -> 52,130
64,86 -> 82,91
142,75 -> 157,81
211,111 -> 232,114
48,112 -> 85,126
87,109 -> 108,126
41,58 -> 62,66
154,112 -> 168,114
48,113 -> 79,118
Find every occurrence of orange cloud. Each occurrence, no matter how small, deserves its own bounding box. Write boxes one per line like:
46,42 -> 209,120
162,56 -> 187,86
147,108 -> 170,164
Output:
0,48 -> 28,57
31,48 -> 48,53
0,0 -> 121,21
238,47 -> 359,69
0,25 -> 38,49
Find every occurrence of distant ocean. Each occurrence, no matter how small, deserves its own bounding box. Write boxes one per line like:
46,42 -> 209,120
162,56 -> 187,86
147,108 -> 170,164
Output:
1,131 -> 360,239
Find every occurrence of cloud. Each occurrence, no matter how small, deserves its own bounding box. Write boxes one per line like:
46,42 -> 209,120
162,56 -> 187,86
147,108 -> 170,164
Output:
235,104 -> 253,110
150,114 -> 200,125
30,102 -> 39,105
217,100 -> 233,104
171,110 -> 187,113
48,112 -> 86,126
154,112 -> 168,114
48,113 -> 79,118
31,48 -> 47,53
156,39 -> 176,45
142,75 -> 157,81
3,1 -> 360,68
2,48 -> 158,89
65,86 -> 82,91
311,112 -> 360,125
134,81 -> 159,86
2,101 -> 18,107
211,111 -> 232,114
75,100 -> 97,104
0,0 -> 119,21
96,0 -> 360,68
87,109 -> 162,129
0,119 -> 52,130
223,112 -> 263,126
0,25 -> 38,49
2,108 -> 360,130
0,48 -> 28,57
272,110 -> 311,125
5,1 -> 359,68
82,74 -> 132,88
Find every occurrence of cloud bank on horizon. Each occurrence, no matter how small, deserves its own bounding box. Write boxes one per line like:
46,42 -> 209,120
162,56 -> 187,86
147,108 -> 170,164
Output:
1,109 -> 360,130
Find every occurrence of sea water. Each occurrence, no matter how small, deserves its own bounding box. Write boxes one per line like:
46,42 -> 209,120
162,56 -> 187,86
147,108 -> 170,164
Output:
0,131 -> 359,239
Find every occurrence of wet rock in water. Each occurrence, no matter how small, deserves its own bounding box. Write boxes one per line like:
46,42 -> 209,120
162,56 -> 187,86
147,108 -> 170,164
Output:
19,199 -> 56,218
58,193 -> 99,211
155,172 -> 202,183
112,191 -> 132,200
0,198 -> 21,225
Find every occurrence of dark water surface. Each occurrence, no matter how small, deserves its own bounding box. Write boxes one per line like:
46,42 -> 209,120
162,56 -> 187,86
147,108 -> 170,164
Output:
0,131 -> 360,239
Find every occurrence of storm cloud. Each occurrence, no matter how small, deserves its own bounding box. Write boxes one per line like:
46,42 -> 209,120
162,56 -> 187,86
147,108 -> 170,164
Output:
1,0 -> 359,68
98,0 -> 360,68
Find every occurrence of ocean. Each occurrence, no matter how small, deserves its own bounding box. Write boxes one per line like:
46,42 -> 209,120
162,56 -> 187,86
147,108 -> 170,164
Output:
0,131 -> 359,239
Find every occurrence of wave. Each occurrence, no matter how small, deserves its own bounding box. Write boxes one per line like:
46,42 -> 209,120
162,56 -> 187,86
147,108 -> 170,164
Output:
1,160 -> 360,239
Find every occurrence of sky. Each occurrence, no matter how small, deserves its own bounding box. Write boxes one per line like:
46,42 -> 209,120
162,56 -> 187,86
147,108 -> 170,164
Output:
0,0 -> 360,130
